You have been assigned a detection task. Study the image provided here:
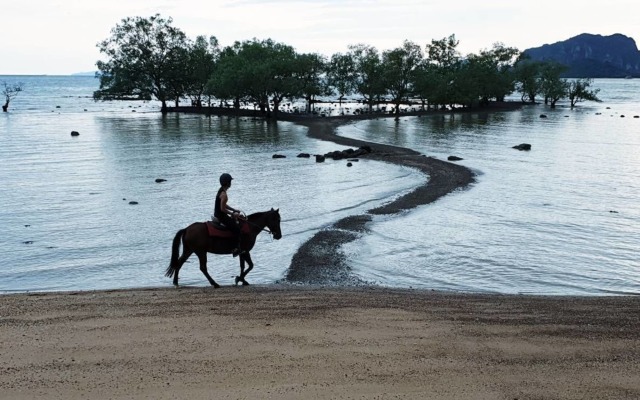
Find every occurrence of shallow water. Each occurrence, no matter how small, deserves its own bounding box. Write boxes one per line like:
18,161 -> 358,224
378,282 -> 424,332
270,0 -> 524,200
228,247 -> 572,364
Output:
339,80 -> 640,295
1,76 -> 638,295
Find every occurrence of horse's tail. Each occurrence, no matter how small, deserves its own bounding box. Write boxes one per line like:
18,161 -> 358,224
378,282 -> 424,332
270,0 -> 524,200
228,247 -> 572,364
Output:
165,228 -> 186,278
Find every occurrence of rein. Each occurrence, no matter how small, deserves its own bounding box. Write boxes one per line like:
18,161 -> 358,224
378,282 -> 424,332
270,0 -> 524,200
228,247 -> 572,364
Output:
242,217 -> 273,236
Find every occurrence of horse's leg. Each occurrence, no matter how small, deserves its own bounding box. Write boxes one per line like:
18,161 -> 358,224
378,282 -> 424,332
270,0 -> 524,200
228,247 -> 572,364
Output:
237,252 -> 253,286
197,251 -> 220,288
235,256 -> 246,286
173,248 -> 193,287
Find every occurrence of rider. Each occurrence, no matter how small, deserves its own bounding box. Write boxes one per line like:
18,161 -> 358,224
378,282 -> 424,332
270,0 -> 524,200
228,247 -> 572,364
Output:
214,173 -> 243,256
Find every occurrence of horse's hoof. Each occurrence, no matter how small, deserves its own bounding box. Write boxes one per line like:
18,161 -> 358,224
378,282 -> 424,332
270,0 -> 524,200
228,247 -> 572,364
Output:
213,283 -> 221,289
242,280 -> 250,286
234,276 -> 241,286
173,283 -> 179,288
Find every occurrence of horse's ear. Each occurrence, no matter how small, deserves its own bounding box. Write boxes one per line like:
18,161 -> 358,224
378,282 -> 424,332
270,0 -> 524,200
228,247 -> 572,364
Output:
271,208 -> 274,211
276,208 -> 279,213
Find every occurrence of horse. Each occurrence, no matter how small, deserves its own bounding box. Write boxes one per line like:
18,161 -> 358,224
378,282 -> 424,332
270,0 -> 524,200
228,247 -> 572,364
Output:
165,208 -> 282,287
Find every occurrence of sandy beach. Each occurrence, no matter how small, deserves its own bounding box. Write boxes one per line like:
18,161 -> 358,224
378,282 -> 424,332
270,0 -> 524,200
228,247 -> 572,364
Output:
1,286 -> 639,399
2,115 -> 639,399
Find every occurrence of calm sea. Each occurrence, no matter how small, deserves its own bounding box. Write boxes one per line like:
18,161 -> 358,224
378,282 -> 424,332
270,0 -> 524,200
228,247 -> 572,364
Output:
0,75 -> 638,295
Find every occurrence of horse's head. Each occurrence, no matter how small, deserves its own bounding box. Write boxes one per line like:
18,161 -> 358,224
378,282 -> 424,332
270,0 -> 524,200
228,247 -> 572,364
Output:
266,208 -> 282,240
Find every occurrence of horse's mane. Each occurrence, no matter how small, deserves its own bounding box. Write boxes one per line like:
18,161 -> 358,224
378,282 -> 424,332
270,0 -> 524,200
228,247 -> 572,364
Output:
247,209 -> 274,221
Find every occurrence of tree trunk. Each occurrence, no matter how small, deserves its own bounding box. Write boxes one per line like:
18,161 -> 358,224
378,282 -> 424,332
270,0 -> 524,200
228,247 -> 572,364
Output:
161,100 -> 168,114
2,99 -> 8,112
272,97 -> 281,119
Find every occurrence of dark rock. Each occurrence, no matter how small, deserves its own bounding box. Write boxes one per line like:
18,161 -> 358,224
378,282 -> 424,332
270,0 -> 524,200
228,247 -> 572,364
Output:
129,201 -> 139,205
448,156 -> 463,161
347,159 -> 359,162
315,155 -> 325,163
540,114 -> 548,118
323,146 -> 373,161
23,241 -> 34,245
155,178 -> 167,183
512,143 -> 532,151
347,162 -> 353,167
325,150 -> 344,160
71,131 -> 80,136
272,154 -> 286,159
297,153 -> 310,158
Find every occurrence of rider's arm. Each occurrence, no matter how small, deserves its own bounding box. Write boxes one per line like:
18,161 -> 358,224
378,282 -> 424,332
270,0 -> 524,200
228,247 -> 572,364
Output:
220,192 -> 240,217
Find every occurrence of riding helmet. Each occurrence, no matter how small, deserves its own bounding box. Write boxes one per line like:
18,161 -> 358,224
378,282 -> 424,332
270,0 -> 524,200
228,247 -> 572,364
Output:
219,173 -> 233,186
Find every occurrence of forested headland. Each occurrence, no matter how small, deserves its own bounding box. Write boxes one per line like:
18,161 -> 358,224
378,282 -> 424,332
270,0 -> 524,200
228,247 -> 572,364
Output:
94,14 -> 601,119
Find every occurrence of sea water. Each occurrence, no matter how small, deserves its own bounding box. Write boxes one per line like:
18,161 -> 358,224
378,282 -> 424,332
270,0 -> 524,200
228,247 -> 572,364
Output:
339,79 -> 640,295
0,76 -> 638,295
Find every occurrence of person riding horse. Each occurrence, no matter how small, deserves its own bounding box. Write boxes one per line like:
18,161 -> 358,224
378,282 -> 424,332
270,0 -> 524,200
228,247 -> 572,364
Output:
214,173 -> 243,256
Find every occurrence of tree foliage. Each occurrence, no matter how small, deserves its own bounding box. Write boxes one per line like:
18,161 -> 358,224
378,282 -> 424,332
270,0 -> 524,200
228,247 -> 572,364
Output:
382,40 -> 423,118
348,44 -> 386,112
327,52 -> 357,106
95,15 -> 605,119
95,14 -> 190,112
422,35 -> 462,109
295,52 -> 330,113
539,62 -> 569,107
184,36 -> 219,107
567,78 -> 601,107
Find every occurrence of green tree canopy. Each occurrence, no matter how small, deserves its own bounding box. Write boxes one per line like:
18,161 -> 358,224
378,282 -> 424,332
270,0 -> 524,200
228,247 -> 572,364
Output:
95,14 -> 190,112
94,15 -> 605,118
348,44 -> 386,112
295,52 -> 330,113
568,78 -> 601,107
382,40 -> 423,118
184,36 -> 219,107
539,62 -> 569,107
327,52 -> 357,106
424,35 -> 462,109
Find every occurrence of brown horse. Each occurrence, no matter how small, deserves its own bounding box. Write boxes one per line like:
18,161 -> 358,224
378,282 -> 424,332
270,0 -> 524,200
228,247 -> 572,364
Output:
165,208 -> 282,287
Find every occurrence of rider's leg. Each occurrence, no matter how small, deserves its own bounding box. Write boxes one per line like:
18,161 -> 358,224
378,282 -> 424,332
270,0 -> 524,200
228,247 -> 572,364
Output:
230,223 -> 242,257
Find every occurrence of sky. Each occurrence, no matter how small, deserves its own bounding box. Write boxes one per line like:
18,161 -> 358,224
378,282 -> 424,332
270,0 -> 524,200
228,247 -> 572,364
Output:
2,0 -> 639,75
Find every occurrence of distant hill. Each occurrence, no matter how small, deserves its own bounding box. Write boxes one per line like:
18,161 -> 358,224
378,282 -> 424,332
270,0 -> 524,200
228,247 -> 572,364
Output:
523,33 -> 640,78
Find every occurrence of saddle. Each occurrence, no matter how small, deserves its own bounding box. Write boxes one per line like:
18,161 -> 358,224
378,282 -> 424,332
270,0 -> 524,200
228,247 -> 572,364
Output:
206,217 -> 250,238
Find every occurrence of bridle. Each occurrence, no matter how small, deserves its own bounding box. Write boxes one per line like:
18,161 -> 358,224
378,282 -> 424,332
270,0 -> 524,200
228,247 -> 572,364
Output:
242,216 -> 276,236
